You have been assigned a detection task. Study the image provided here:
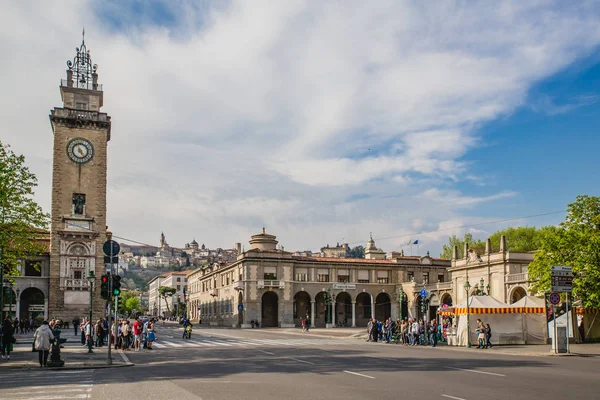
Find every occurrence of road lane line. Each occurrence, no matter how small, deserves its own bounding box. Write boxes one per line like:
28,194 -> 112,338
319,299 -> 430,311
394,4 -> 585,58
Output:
289,357 -> 315,365
442,395 -> 467,400
343,370 -> 375,379
444,366 -> 506,377
161,340 -> 183,347
120,350 -> 131,364
259,350 -> 275,355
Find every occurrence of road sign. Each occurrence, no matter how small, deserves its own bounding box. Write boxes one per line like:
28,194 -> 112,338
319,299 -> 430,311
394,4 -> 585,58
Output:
238,304 -> 244,311
420,288 -> 427,298
103,240 -> 120,257
551,266 -> 573,292
549,292 -> 560,305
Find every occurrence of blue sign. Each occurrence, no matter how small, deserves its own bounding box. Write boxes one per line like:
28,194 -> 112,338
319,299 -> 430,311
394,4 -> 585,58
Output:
420,288 -> 427,298
238,304 -> 244,311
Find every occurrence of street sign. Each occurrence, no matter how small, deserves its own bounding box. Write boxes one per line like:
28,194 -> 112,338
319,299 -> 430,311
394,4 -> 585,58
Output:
551,266 -> 573,293
104,255 -> 118,264
103,240 -> 120,257
238,304 -> 244,311
420,288 -> 427,298
549,292 -> 560,305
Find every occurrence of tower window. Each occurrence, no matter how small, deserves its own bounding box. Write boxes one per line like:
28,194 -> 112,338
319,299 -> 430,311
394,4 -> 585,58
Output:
76,102 -> 88,110
73,193 -> 86,215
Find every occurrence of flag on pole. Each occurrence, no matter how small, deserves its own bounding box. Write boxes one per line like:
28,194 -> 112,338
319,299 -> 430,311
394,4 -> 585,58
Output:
407,239 -> 412,246
413,240 -> 419,245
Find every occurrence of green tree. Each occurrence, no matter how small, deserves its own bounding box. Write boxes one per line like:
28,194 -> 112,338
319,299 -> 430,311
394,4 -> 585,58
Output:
488,226 -> 544,253
528,195 -> 600,308
159,286 -> 177,314
0,142 -> 49,277
440,233 -> 485,259
349,246 -> 365,258
115,290 -> 136,315
125,297 -> 141,316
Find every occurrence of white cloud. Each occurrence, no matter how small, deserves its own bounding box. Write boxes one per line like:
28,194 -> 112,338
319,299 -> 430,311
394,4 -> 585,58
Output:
1,0 -> 598,254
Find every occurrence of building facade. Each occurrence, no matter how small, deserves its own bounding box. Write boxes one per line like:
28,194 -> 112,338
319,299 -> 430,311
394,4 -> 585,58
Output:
148,271 -> 189,317
187,229 -> 452,328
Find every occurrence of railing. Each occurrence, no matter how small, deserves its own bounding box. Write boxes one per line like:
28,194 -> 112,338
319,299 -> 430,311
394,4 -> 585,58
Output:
506,272 -> 528,283
60,278 -> 90,290
51,108 -> 109,122
257,280 -> 285,289
61,79 -> 103,91
423,281 -> 452,291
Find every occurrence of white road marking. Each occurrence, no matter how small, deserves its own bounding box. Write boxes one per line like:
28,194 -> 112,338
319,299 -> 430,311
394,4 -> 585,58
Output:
120,349 -> 131,364
289,358 -> 315,365
153,342 -> 166,348
161,340 -> 183,347
444,366 -> 506,377
9,395 -> 89,400
343,370 -> 375,379
259,350 -> 275,355
441,395 -> 467,400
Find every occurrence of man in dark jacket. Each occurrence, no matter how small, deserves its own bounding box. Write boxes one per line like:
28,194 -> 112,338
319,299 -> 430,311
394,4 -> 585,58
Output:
1,317 -> 15,360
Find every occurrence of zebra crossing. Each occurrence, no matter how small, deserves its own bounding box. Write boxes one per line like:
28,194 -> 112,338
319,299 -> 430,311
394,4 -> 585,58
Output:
152,337 -> 353,349
0,369 -> 95,399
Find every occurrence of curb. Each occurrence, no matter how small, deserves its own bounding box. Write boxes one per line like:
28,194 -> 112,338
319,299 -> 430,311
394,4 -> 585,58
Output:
1,363 -> 134,371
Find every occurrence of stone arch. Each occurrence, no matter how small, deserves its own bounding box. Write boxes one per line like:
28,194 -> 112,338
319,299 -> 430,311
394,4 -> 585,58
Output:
314,291 -> 328,328
293,291 -> 311,327
19,287 -> 45,326
335,292 -> 352,327
355,292 -> 372,326
261,291 -> 279,327
510,286 -> 527,304
441,293 -> 453,306
375,292 -> 391,321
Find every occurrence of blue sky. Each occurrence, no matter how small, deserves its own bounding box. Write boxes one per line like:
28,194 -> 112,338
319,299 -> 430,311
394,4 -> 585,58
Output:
2,1 -> 600,255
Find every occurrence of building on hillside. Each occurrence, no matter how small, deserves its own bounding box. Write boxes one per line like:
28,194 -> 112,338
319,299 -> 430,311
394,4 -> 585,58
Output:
186,228 -> 452,328
147,271 -> 189,317
448,236 -> 534,305
320,243 -> 350,258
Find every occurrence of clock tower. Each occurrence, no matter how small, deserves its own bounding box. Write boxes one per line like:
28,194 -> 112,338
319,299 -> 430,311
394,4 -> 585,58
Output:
48,32 -> 111,321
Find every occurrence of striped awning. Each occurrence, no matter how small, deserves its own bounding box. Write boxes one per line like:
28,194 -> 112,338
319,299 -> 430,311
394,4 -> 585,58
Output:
576,308 -> 600,315
437,306 -> 544,315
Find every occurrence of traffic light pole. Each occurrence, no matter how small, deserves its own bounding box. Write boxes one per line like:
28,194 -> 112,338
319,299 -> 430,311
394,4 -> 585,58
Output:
107,265 -> 113,365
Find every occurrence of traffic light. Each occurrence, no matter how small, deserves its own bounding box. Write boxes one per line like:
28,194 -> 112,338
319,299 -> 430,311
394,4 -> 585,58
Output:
112,275 -> 121,296
100,275 -> 109,299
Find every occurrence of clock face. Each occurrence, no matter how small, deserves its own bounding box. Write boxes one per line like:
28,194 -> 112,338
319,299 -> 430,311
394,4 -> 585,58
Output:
66,138 -> 94,164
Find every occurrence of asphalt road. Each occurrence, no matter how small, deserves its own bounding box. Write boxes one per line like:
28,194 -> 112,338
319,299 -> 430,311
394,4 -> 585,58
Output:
2,325 -> 599,400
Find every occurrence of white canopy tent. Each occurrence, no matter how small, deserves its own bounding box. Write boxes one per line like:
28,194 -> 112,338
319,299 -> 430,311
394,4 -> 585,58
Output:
442,296 -> 544,346
511,296 -> 548,344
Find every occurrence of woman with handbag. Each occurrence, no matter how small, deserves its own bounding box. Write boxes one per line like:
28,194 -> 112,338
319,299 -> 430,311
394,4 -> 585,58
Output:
1,317 -> 15,360
34,321 -> 55,367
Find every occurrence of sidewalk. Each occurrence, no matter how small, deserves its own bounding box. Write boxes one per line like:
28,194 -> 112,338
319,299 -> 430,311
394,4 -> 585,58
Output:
0,332 -> 134,370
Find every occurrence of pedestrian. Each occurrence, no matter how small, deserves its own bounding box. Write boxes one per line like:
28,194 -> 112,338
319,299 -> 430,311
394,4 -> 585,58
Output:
146,320 -> 156,350
133,317 -> 143,351
85,318 -> 93,348
1,317 -> 15,360
80,318 -> 86,345
305,314 -> 310,333
484,323 -> 493,349
121,320 -> 130,351
33,320 -> 55,367
25,319 -> 30,334
19,319 -> 25,334
476,319 -> 485,349
366,319 -> 373,342
429,320 -> 438,347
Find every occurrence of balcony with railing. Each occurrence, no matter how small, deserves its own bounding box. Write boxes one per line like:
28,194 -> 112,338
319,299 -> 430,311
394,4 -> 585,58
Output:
257,280 -> 285,289
421,281 -> 453,292
233,281 -> 244,291
60,278 -> 90,290
61,79 -> 103,92
51,108 -> 109,122
506,272 -> 528,283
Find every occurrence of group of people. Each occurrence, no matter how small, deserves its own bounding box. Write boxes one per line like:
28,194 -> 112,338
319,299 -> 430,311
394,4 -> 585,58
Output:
73,316 -> 158,352
476,319 -> 493,349
367,317 -> 441,347
7,318 -> 35,334
1,316 -> 60,367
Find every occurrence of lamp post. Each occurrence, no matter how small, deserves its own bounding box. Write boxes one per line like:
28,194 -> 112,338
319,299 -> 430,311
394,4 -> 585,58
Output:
397,287 -> 407,320
15,288 -> 19,320
87,270 -> 95,354
8,281 -> 13,319
464,280 -> 471,348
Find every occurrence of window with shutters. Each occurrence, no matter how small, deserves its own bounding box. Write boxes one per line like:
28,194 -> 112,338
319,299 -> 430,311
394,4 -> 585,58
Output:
422,272 -> 429,284
377,270 -> 389,284
295,268 -> 308,281
264,266 -> 277,280
358,270 -> 369,283
337,269 -> 350,283
317,268 -> 329,282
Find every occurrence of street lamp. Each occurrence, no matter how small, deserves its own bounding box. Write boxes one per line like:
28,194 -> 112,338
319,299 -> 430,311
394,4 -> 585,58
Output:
396,287 -> 407,320
8,281 -> 13,319
87,270 -> 95,354
464,280 -> 471,348
15,288 -> 19,320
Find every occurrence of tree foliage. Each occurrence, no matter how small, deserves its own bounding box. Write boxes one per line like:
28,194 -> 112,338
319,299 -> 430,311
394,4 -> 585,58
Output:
440,233 -> 485,259
529,195 -> 600,308
158,286 -> 177,314
0,141 -> 49,276
349,245 -> 365,258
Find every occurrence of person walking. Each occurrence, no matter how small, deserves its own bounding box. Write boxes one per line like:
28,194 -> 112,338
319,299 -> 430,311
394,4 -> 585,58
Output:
72,317 -> 80,337
484,323 -> 493,349
33,321 -> 55,367
133,317 -> 143,351
429,320 -> 438,347
476,319 -> 485,349
146,319 -> 156,350
1,317 -> 15,360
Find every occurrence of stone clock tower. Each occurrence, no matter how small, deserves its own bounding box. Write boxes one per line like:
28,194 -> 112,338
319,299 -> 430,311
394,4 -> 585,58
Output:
48,33 -> 111,321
